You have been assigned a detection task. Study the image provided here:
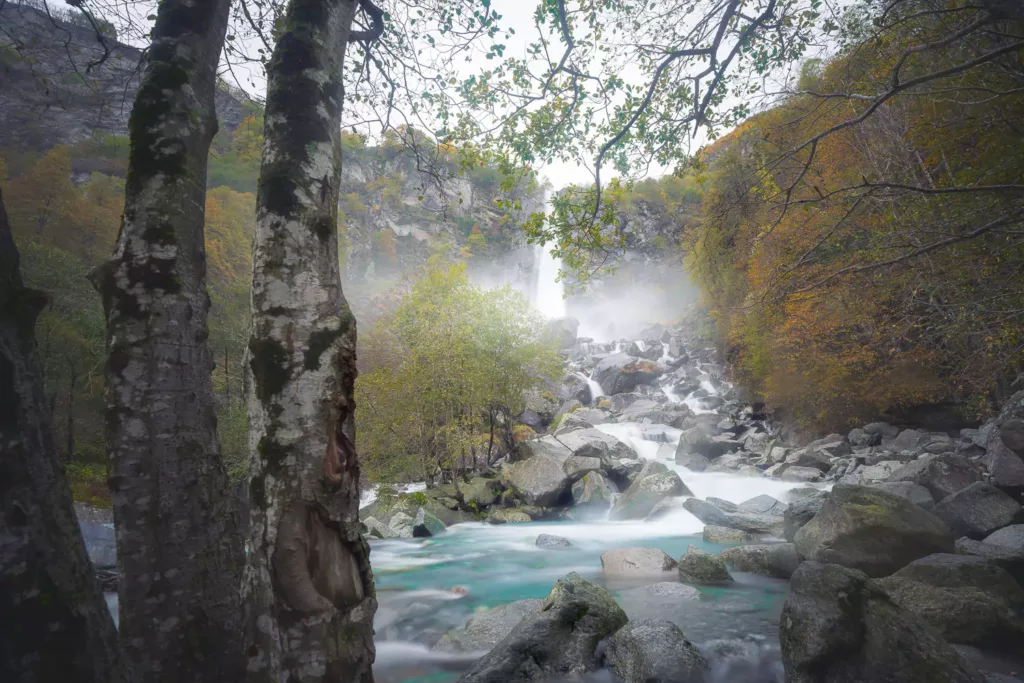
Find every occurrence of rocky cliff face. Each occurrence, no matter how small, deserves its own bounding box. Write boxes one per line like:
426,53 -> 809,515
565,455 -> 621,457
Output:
0,2 -> 245,152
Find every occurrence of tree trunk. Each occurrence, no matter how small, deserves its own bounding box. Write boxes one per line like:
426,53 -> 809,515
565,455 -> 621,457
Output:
0,185 -> 123,682
244,1 -> 376,681
89,1 -> 243,681
66,364 -> 76,461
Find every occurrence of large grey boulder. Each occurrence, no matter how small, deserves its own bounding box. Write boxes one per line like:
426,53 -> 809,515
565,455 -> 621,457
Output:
675,450 -> 711,472
514,435 -> 572,463
866,481 -> 935,510
486,508 -> 532,524
877,554 -> 1024,649
887,454 -> 982,500
678,546 -> 733,585
555,427 -> 637,464
933,482 -> 1023,539
781,561 -> 986,683
985,524 -> 1024,549
571,471 -> 615,515
738,494 -> 787,516
461,477 -> 502,508
675,427 -> 733,461
601,547 -> 678,576
413,508 -> 446,537
456,573 -> 627,683
682,498 -> 783,536
506,454 -> 572,507
982,431 -> 1024,493
604,619 -> 709,683
784,490 -> 828,542
563,454 -> 603,482
611,471 -> 688,520
593,353 -> 663,395
794,484 -> 954,577
955,538 -> 1024,587
434,599 -> 544,653
720,543 -> 800,579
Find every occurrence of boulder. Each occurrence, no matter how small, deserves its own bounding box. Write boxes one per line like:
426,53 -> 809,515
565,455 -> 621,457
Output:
363,516 -> 391,539
893,428 -> 926,453
779,466 -> 825,482
563,454 -> 603,482
461,477 -> 501,508
877,553 -> 1024,649
707,453 -> 750,473
604,619 -> 709,683
794,484 -> 954,577
955,538 -> 1024,587
933,482 -> 1023,539
982,433 -> 1024,493
985,524 -> 1024,549
720,543 -> 800,579
553,412 -> 593,434
592,354 -> 664,395
678,545 -> 733,584
866,481 -> 935,510
702,525 -> 759,543
785,448 -> 833,473
456,573 -> 627,683
683,498 -> 783,536
601,547 -> 678,576
506,454 -> 572,507
864,421 -> 901,442
434,599 -> 544,653
675,427 -> 733,461
486,509 -> 532,524
781,562 -> 986,683
611,471 -> 689,520
738,494 -> 787,517
413,508 -> 446,537
536,534 -> 574,549
514,435 -> 572,463
887,454 -> 982,500
518,409 -> 546,432
570,471 -> 615,514
784,490 -> 828,542
675,451 -> 710,472
388,511 -> 415,538
706,497 -> 739,512
857,461 -> 906,482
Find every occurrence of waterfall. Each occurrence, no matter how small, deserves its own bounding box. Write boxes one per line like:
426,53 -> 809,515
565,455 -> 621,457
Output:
533,241 -> 566,318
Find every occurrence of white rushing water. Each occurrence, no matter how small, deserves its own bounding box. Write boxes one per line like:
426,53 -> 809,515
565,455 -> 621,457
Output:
533,241 -> 566,318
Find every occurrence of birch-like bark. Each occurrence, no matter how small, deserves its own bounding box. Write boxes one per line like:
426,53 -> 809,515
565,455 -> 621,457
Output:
90,1 -> 243,681
245,1 -> 376,681
0,185 -> 123,682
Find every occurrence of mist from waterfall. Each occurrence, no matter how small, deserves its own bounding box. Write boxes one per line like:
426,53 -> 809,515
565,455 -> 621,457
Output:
533,241 -> 566,319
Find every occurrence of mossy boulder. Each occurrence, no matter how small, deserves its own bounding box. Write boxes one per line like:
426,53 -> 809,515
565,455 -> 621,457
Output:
486,508 -> 532,524
611,471 -> 689,520
794,484 -> 954,577
678,545 -> 733,585
457,572 -> 628,683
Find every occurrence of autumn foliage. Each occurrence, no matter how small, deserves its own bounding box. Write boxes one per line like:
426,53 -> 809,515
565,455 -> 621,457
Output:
687,5 -> 1024,429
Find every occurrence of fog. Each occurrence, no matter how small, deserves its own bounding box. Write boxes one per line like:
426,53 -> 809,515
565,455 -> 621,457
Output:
466,247 -> 700,343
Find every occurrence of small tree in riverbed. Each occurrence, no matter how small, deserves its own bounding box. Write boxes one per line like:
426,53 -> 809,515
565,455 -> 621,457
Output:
357,259 -> 562,484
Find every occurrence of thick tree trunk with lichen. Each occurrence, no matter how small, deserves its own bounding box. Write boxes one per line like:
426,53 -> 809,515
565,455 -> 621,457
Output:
89,1 -> 243,681
0,186 -> 123,682
244,1 -> 376,681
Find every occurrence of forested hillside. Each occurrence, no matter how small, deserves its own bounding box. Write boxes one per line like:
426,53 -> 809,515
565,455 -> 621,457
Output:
593,10 -> 1024,431
0,1 -> 543,503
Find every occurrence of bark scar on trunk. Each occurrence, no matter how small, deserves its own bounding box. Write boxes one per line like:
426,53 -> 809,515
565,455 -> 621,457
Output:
272,500 -> 365,616
322,397 -> 356,485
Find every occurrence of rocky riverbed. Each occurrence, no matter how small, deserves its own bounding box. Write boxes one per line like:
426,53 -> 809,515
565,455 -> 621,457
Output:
360,319 -> 1024,683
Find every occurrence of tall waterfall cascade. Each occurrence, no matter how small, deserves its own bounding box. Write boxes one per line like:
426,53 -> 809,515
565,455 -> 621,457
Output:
532,241 -> 566,319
